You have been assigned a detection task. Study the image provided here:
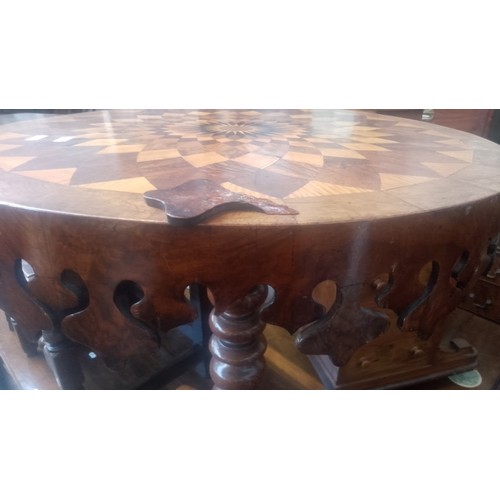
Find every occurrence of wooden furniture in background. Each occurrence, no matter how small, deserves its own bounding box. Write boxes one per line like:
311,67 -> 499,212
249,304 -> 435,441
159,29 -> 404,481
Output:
429,110 -> 494,138
460,238 -> 500,323
376,109 -> 496,139
1,110 -> 500,389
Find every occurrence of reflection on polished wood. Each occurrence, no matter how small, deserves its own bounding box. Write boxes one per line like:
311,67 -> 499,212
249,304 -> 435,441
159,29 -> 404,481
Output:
1,109 -> 499,220
1,110 -> 500,389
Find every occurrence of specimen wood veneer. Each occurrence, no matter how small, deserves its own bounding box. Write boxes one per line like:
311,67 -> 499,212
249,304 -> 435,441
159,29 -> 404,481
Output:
1,109 -> 500,389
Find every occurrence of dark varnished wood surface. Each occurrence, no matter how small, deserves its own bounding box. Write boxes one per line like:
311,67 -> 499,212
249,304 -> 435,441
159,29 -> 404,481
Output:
144,179 -> 297,226
1,110 -> 500,389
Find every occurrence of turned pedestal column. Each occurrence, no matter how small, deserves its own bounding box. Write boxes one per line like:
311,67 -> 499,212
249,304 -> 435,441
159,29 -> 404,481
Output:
209,285 -> 268,390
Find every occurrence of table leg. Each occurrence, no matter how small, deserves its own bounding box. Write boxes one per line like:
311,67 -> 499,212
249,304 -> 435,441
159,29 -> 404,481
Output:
187,284 -> 212,379
9,318 -> 39,357
41,329 -> 84,390
209,285 -> 268,390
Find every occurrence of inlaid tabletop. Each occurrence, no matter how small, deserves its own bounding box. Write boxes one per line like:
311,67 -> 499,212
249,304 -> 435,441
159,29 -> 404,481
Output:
1,109 -> 500,225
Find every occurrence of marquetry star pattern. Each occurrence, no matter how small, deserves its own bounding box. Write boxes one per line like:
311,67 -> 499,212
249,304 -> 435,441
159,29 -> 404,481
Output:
0,109 -> 493,200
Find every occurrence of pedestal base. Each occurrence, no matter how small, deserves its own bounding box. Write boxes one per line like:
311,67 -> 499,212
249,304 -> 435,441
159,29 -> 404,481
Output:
308,336 -> 478,390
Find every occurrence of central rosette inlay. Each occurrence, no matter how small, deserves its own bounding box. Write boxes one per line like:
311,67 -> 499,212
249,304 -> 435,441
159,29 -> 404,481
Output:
204,121 -> 257,138
198,120 -> 308,139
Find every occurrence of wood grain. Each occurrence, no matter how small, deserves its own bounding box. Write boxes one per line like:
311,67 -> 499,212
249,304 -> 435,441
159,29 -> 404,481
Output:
0,109 -> 498,226
1,110 -> 500,389
144,179 -> 297,225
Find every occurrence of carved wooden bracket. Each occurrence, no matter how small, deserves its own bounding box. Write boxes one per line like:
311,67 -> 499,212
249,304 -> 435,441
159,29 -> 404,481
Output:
144,179 -> 298,226
295,285 -> 390,366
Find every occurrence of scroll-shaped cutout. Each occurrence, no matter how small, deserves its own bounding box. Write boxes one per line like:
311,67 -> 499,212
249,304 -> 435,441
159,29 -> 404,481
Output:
20,259 -> 36,282
373,272 -> 394,308
14,258 -> 57,327
144,179 -> 298,226
450,250 -> 469,289
481,237 -> 498,277
12,258 -> 46,355
311,280 -> 337,313
15,261 -> 90,330
60,269 -> 89,317
397,261 -> 439,329
264,285 -> 276,311
113,280 -> 158,339
114,280 -> 145,323
15,259 -> 35,287
13,261 -> 87,386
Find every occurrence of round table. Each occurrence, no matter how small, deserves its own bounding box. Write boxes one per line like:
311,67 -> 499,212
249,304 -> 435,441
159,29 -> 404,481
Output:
1,109 -> 500,389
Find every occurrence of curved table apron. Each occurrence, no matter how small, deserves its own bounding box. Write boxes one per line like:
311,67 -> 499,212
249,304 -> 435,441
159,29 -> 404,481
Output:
1,110 -> 500,389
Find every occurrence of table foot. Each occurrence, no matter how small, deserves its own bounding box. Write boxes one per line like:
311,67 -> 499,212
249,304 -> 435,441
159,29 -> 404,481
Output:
209,285 -> 268,390
308,334 -> 478,389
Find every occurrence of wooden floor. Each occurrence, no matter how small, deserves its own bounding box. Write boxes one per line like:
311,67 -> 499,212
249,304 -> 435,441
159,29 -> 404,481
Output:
1,307 -> 500,390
